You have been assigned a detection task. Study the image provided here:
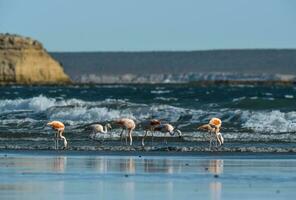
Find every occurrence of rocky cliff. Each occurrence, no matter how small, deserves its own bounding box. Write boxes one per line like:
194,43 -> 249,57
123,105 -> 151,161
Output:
0,34 -> 71,84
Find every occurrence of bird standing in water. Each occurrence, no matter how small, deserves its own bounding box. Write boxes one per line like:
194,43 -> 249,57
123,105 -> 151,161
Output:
90,123 -> 112,140
197,117 -> 224,149
153,123 -> 182,144
47,121 -> 67,150
115,118 -> 136,146
141,119 -> 161,146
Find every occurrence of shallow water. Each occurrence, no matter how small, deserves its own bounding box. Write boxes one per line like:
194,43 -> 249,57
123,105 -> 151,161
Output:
0,152 -> 296,200
0,84 -> 296,151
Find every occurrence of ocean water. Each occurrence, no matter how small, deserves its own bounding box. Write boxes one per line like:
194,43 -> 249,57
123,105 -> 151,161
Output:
0,84 -> 296,151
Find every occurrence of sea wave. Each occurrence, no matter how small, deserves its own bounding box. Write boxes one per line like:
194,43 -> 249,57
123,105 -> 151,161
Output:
1,96 -> 296,137
0,95 -> 89,112
241,110 -> 296,133
48,107 -> 135,125
151,90 -> 171,94
154,97 -> 178,101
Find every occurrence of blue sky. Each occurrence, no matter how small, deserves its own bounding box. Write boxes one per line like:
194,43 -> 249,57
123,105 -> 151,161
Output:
1,0 -> 296,51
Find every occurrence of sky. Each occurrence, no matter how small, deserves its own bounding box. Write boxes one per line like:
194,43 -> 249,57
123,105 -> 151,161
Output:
1,0 -> 296,52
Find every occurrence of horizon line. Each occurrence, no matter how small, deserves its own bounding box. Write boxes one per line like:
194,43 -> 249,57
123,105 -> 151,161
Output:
49,48 -> 296,53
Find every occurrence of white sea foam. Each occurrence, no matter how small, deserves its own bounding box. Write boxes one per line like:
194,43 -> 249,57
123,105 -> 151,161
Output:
0,95 -> 94,113
151,90 -> 171,94
241,110 -> 296,133
285,95 -> 294,99
0,95 -> 133,113
90,132 -> 120,140
154,97 -> 178,101
49,107 -> 135,124
0,96 -> 55,112
232,96 -> 246,102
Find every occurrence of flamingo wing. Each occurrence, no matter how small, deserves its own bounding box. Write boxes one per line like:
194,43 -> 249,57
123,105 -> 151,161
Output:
48,121 -> 65,130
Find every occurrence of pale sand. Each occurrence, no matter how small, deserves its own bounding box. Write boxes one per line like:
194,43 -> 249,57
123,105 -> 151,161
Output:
0,151 -> 295,200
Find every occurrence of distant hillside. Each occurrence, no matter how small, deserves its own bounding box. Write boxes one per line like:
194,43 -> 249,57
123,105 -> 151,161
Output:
0,34 -> 71,84
50,50 -> 296,83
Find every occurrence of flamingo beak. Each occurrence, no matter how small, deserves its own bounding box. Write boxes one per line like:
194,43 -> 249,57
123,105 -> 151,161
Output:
177,130 -> 182,138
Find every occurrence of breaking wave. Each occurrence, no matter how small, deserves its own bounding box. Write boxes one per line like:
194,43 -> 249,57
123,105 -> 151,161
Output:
241,110 -> 296,133
0,95 -> 86,112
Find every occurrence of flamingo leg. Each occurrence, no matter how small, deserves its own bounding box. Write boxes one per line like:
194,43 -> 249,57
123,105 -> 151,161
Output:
128,129 -> 133,146
54,134 -> 57,150
209,137 -> 212,150
101,132 -> 105,143
214,128 -> 219,147
120,128 -> 124,145
142,130 -> 148,146
209,133 -> 213,150
216,134 -> 222,147
164,132 -> 168,145
125,129 -> 128,145
55,131 -> 59,150
212,133 -> 217,148
151,131 -> 154,146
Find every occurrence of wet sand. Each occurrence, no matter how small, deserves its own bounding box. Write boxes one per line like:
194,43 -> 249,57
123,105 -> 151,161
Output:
1,138 -> 296,153
0,151 -> 296,200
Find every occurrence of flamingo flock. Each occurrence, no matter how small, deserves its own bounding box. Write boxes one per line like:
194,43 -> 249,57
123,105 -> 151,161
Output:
47,117 -> 224,150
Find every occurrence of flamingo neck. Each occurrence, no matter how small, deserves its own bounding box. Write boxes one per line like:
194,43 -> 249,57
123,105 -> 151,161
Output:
103,125 -> 108,133
60,135 -> 67,147
169,131 -> 175,136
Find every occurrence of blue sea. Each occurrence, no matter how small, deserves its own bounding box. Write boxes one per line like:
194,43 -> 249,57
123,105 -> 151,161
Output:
0,84 -> 296,152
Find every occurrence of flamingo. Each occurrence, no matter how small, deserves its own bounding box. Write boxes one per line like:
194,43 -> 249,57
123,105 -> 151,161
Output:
47,121 -> 67,150
141,119 -> 161,146
153,123 -> 182,144
197,117 -> 224,149
115,118 -> 136,146
90,123 -> 112,140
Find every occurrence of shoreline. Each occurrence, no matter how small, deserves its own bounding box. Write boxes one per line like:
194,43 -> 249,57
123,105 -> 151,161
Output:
1,142 -> 296,153
1,149 -> 296,158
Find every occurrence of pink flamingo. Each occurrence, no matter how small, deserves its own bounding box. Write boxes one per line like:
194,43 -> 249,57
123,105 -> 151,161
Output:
47,121 -> 67,149
115,118 -> 136,146
197,117 -> 224,148
90,123 -> 112,141
153,123 -> 182,144
141,119 -> 161,146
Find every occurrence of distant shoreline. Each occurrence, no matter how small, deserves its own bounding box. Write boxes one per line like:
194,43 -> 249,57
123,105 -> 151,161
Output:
50,49 -> 296,84
0,80 -> 295,86
49,48 -> 296,54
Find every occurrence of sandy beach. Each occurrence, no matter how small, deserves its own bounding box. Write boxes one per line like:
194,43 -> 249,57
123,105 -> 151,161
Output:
0,151 -> 295,200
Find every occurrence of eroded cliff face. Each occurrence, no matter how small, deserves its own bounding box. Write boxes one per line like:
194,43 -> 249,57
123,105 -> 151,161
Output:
0,34 -> 71,84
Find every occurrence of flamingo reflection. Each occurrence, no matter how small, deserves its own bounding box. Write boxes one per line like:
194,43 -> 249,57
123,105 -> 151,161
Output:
208,160 -> 223,200
120,157 -> 136,174
53,156 -> 67,172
